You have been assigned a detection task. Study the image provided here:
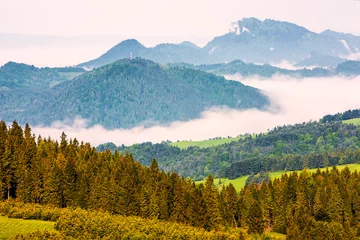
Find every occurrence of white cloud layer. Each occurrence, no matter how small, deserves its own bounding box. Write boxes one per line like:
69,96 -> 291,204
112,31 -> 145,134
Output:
32,76 -> 360,147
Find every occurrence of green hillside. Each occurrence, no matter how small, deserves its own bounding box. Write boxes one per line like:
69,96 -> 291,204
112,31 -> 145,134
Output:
170,137 -> 240,149
101,120 -> 360,180
0,216 -> 54,240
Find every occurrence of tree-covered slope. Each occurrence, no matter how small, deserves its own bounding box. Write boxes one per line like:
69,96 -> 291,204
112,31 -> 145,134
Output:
171,60 -> 360,78
0,58 -> 268,128
0,62 -> 85,90
99,119 -> 360,180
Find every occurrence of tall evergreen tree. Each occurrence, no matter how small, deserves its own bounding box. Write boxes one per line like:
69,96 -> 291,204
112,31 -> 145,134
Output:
246,200 -> 265,234
203,176 -> 222,230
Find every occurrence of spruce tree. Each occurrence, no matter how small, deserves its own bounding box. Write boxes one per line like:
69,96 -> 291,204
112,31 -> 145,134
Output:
246,200 -> 265,234
203,176 -> 222,230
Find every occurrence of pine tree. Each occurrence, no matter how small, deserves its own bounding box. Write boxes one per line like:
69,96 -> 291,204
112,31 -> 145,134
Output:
203,176 -> 222,230
327,184 -> 343,223
0,121 -> 8,199
170,179 -> 187,223
224,183 -> 239,227
246,200 -> 265,234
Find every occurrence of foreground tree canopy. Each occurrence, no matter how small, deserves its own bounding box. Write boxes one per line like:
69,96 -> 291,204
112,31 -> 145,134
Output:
2,121 -> 360,239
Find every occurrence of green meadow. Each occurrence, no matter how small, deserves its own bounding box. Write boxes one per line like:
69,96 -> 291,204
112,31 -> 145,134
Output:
343,118 -> 360,126
0,216 -> 55,240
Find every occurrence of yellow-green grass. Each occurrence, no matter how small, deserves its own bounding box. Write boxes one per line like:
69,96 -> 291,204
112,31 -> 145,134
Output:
197,163 -> 360,192
343,118 -> 360,126
0,216 -> 55,240
170,137 -> 240,149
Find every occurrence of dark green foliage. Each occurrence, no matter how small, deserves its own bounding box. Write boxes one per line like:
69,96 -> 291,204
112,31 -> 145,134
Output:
1,58 -> 268,129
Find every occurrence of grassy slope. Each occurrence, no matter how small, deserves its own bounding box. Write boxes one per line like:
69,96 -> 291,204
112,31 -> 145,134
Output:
343,118 -> 360,126
0,216 -> 55,239
197,163 -> 360,192
170,137 -> 240,149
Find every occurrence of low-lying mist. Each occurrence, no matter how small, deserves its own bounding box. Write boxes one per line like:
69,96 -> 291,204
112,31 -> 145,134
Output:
32,75 -> 360,146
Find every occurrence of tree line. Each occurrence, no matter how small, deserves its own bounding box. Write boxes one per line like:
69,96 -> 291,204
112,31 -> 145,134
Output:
240,167 -> 360,239
321,109 -> 360,123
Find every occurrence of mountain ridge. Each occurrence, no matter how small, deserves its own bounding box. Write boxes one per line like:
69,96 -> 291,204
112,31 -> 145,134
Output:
77,18 -> 360,69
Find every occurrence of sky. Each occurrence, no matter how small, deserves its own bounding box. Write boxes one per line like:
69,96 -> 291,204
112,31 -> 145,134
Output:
1,0 -> 360,66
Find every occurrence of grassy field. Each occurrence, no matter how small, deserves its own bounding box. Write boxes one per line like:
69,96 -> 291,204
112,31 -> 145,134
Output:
197,163 -> 360,192
343,118 -> 360,126
170,137 -> 240,149
0,216 -> 55,240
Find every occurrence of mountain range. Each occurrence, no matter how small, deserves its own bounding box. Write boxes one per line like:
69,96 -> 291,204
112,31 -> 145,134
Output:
0,59 -> 268,129
78,18 -> 360,69
170,60 -> 360,78
294,51 -> 346,68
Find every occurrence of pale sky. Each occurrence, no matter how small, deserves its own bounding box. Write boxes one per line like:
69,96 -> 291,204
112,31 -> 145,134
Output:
1,0 -> 360,66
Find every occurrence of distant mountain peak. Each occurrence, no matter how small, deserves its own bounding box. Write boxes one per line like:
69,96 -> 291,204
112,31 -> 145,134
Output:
179,41 -> 200,49
113,39 -> 145,49
229,18 -> 259,35
228,17 -> 310,37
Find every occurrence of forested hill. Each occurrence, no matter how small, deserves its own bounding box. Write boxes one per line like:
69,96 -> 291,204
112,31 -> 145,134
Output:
170,60 -> 360,78
0,61 -> 85,90
98,120 -> 360,180
0,58 -> 268,129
